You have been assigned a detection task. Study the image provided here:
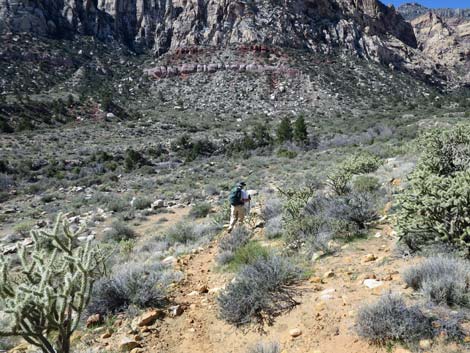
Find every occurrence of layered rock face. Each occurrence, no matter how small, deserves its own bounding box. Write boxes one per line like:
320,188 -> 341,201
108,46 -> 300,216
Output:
0,0 -> 416,65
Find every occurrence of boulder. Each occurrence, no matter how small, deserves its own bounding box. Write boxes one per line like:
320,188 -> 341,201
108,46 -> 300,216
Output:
119,338 -> 141,352
86,313 -> 102,328
137,310 -> 164,326
152,199 -> 165,209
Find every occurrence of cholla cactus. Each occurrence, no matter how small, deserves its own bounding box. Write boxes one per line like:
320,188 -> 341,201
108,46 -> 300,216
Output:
396,125 -> 470,253
0,214 -> 106,353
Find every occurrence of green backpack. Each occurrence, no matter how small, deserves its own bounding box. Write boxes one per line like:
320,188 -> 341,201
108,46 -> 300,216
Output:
229,186 -> 243,206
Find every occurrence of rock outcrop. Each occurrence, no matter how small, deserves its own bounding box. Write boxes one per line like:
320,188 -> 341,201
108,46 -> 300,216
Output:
0,0 -> 416,66
411,12 -> 470,83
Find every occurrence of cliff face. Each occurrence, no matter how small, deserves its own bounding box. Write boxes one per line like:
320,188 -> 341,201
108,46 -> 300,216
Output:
411,12 -> 470,83
0,0 -> 416,65
0,0 -> 114,38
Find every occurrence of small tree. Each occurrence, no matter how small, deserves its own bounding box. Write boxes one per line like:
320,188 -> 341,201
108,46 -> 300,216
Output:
276,117 -> 293,144
293,115 -> 308,145
252,121 -> 273,147
0,214 -> 106,353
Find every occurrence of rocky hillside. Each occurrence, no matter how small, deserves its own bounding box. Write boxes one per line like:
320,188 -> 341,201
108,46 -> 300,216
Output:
398,2 -> 470,21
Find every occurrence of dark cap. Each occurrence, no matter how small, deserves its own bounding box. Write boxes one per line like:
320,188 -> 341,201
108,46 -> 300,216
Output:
237,181 -> 246,187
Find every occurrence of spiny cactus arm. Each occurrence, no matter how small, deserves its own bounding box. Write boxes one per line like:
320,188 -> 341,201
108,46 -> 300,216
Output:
0,261 -> 15,298
18,247 -> 39,284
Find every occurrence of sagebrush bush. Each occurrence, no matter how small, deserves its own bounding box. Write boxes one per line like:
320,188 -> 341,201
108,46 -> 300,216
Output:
282,188 -> 378,251
216,226 -> 251,265
189,202 -> 212,218
356,293 -> 433,343
166,221 -> 221,247
104,221 -> 136,242
247,342 -> 280,353
261,198 -> 283,221
106,196 -> 129,212
227,241 -> 270,271
218,255 -> 302,326
265,215 -> 283,239
133,196 -> 152,210
326,191 -> 378,229
403,257 -> 470,306
352,175 -> 381,193
87,263 -> 175,315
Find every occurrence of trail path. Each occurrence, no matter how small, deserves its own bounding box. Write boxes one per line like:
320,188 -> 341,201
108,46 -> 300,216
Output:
98,220 -> 421,353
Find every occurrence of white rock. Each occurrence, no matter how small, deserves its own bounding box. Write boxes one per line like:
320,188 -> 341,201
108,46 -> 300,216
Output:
161,256 -> 176,265
363,279 -> 383,289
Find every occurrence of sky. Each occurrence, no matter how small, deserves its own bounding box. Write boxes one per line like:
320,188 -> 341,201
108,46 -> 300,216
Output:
387,0 -> 469,8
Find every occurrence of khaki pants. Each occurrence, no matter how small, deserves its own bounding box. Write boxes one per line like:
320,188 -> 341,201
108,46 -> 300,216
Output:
228,205 -> 245,231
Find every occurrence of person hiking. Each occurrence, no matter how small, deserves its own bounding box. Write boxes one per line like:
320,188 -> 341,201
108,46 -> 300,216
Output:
228,181 -> 250,232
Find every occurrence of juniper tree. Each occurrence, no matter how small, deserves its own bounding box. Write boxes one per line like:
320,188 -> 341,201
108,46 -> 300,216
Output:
276,117 -> 293,144
0,214 -> 106,353
293,115 -> 308,145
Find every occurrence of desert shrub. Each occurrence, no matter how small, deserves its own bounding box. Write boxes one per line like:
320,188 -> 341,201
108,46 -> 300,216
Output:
226,241 -> 270,271
342,152 -> 382,174
326,191 -> 378,229
218,255 -> 302,326
352,175 -> 381,193
124,148 -> 150,171
204,184 -> 219,196
281,186 -> 378,252
326,168 -> 351,196
402,257 -> 470,306
356,293 -> 433,344
104,221 -> 136,242
133,196 -> 152,210
247,341 -> 281,353
166,221 -> 220,246
171,134 -> 217,161
217,226 -> 251,265
87,263 -> 174,315
261,197 -> 283,221
397,126 -> 470,252
327,152 -> 382,195
13,220 -> 36,235
189,202 -> 212,218
106,196 -> 129,212
0,173 -> 13,191
265,215 -> 283,239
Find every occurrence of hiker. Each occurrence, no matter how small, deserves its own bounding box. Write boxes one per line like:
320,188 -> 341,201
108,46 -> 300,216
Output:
228,181 -> 250,232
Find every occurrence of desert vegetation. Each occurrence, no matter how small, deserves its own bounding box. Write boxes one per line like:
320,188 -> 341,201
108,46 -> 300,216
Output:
1,23 -> 470,353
